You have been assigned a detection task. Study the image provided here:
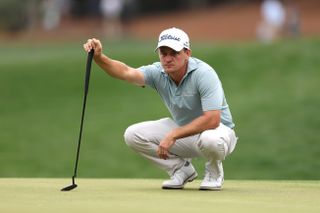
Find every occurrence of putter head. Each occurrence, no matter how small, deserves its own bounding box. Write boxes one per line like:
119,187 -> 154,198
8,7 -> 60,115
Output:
61,184 -> 77,191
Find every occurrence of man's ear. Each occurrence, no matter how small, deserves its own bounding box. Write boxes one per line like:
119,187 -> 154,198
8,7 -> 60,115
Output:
185,48 -> 192,57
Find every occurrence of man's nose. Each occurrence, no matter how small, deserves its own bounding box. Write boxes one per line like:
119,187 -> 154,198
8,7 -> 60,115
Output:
164,54 -> 172,62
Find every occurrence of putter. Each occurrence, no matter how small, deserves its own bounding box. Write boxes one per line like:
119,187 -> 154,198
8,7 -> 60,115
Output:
61,49 -> 94,191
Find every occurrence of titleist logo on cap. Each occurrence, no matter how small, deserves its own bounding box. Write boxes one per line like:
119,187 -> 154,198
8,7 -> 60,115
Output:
160,34 -> 181,42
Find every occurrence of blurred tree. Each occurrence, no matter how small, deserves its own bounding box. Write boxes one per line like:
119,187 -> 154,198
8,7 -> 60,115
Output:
132,0 -> 258,15
0,0 -> 29,32
70,0 -> 101,17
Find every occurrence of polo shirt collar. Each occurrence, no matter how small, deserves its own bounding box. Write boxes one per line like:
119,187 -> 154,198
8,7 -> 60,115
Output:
187,57 -> 198,74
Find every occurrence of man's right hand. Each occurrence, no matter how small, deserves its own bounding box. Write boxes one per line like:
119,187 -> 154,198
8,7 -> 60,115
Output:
83,38 -> 103,58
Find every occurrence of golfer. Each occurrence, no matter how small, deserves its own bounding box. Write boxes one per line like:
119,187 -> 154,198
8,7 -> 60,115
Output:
83,27 -> 238,190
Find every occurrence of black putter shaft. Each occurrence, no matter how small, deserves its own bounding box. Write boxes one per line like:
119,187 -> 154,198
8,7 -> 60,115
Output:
61,49 -> 94,191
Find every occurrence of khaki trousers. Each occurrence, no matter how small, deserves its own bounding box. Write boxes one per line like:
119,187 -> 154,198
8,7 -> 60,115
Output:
124,118 -> 238,176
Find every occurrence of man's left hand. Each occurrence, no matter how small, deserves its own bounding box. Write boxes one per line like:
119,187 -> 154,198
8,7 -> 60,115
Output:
157,133 -> 176,160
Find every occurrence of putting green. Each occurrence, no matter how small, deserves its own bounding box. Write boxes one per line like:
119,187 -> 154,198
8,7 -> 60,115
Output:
0,179 -> 319,213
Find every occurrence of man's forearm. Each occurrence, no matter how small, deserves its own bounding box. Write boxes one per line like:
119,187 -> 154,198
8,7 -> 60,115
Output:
94,54 -> 130,81
171,111 -> 220,140
157,111 -> 220,159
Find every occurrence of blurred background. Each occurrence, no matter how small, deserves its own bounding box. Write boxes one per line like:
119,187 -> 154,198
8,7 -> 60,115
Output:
0,0 -> 319,180
0,0 -> 319,41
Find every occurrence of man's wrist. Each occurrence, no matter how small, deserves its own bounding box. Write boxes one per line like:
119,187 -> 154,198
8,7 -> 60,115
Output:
94,53 -> 104,62
170,128 -> 181,141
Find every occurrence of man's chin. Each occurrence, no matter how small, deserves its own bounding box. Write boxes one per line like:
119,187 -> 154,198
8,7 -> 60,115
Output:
164,67 -> 175,73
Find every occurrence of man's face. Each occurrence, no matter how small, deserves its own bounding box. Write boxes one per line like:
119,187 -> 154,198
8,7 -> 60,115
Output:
158,46 -> 191,74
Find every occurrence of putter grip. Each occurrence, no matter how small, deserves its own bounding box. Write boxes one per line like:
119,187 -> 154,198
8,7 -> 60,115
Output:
84,49 -> 94,95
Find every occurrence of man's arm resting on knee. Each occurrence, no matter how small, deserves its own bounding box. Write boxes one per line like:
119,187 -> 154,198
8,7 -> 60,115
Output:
157,110 -> 221,159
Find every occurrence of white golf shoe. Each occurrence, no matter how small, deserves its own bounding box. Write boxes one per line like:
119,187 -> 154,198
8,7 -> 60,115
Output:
162,161 -> 198,189
199,160 -> 224,190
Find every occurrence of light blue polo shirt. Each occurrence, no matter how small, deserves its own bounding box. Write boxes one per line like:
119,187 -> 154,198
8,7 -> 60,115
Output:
138,57 -> 235,129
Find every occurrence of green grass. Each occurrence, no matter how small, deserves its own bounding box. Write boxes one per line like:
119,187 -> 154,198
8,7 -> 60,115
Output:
0,38 -> 320,179
0,179 -> 319,213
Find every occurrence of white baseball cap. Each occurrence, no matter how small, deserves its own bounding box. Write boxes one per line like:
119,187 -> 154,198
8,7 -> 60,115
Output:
155,27 -> 190,52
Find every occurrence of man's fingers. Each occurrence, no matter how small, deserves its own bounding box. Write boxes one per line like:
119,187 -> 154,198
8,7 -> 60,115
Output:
158,153 -> 167,160
83,39 -> 93,52
83,43 -> 91,52
157,146 -> 168,160
91,38 -> 101,50
90,38 -> 97,50
83,38 -> 101,53
162,153 -> 168,160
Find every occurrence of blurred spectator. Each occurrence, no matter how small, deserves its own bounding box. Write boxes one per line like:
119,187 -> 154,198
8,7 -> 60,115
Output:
42,0 -> 68,30
100,0 -> 124,38
285,0 -> 300,38
120,0 -> 138,33
257,0 -> 286,43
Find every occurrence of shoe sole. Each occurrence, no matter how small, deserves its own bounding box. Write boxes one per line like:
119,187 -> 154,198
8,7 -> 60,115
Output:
199,181 -> 223,191
199,186 -> 222,191
162,172 -> 198,190
199,177 -> 224,191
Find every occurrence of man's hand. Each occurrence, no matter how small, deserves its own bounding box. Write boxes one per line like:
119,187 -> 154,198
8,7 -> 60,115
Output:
83,38 -> 103,58
157,132 -> 176,160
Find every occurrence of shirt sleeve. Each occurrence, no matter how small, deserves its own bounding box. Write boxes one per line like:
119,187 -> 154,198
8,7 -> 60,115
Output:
197,68 -> 224,111
138,63 -> 162,89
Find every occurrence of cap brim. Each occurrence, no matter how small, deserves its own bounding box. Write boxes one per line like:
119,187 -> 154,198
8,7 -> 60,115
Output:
154,40 -> 184,52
